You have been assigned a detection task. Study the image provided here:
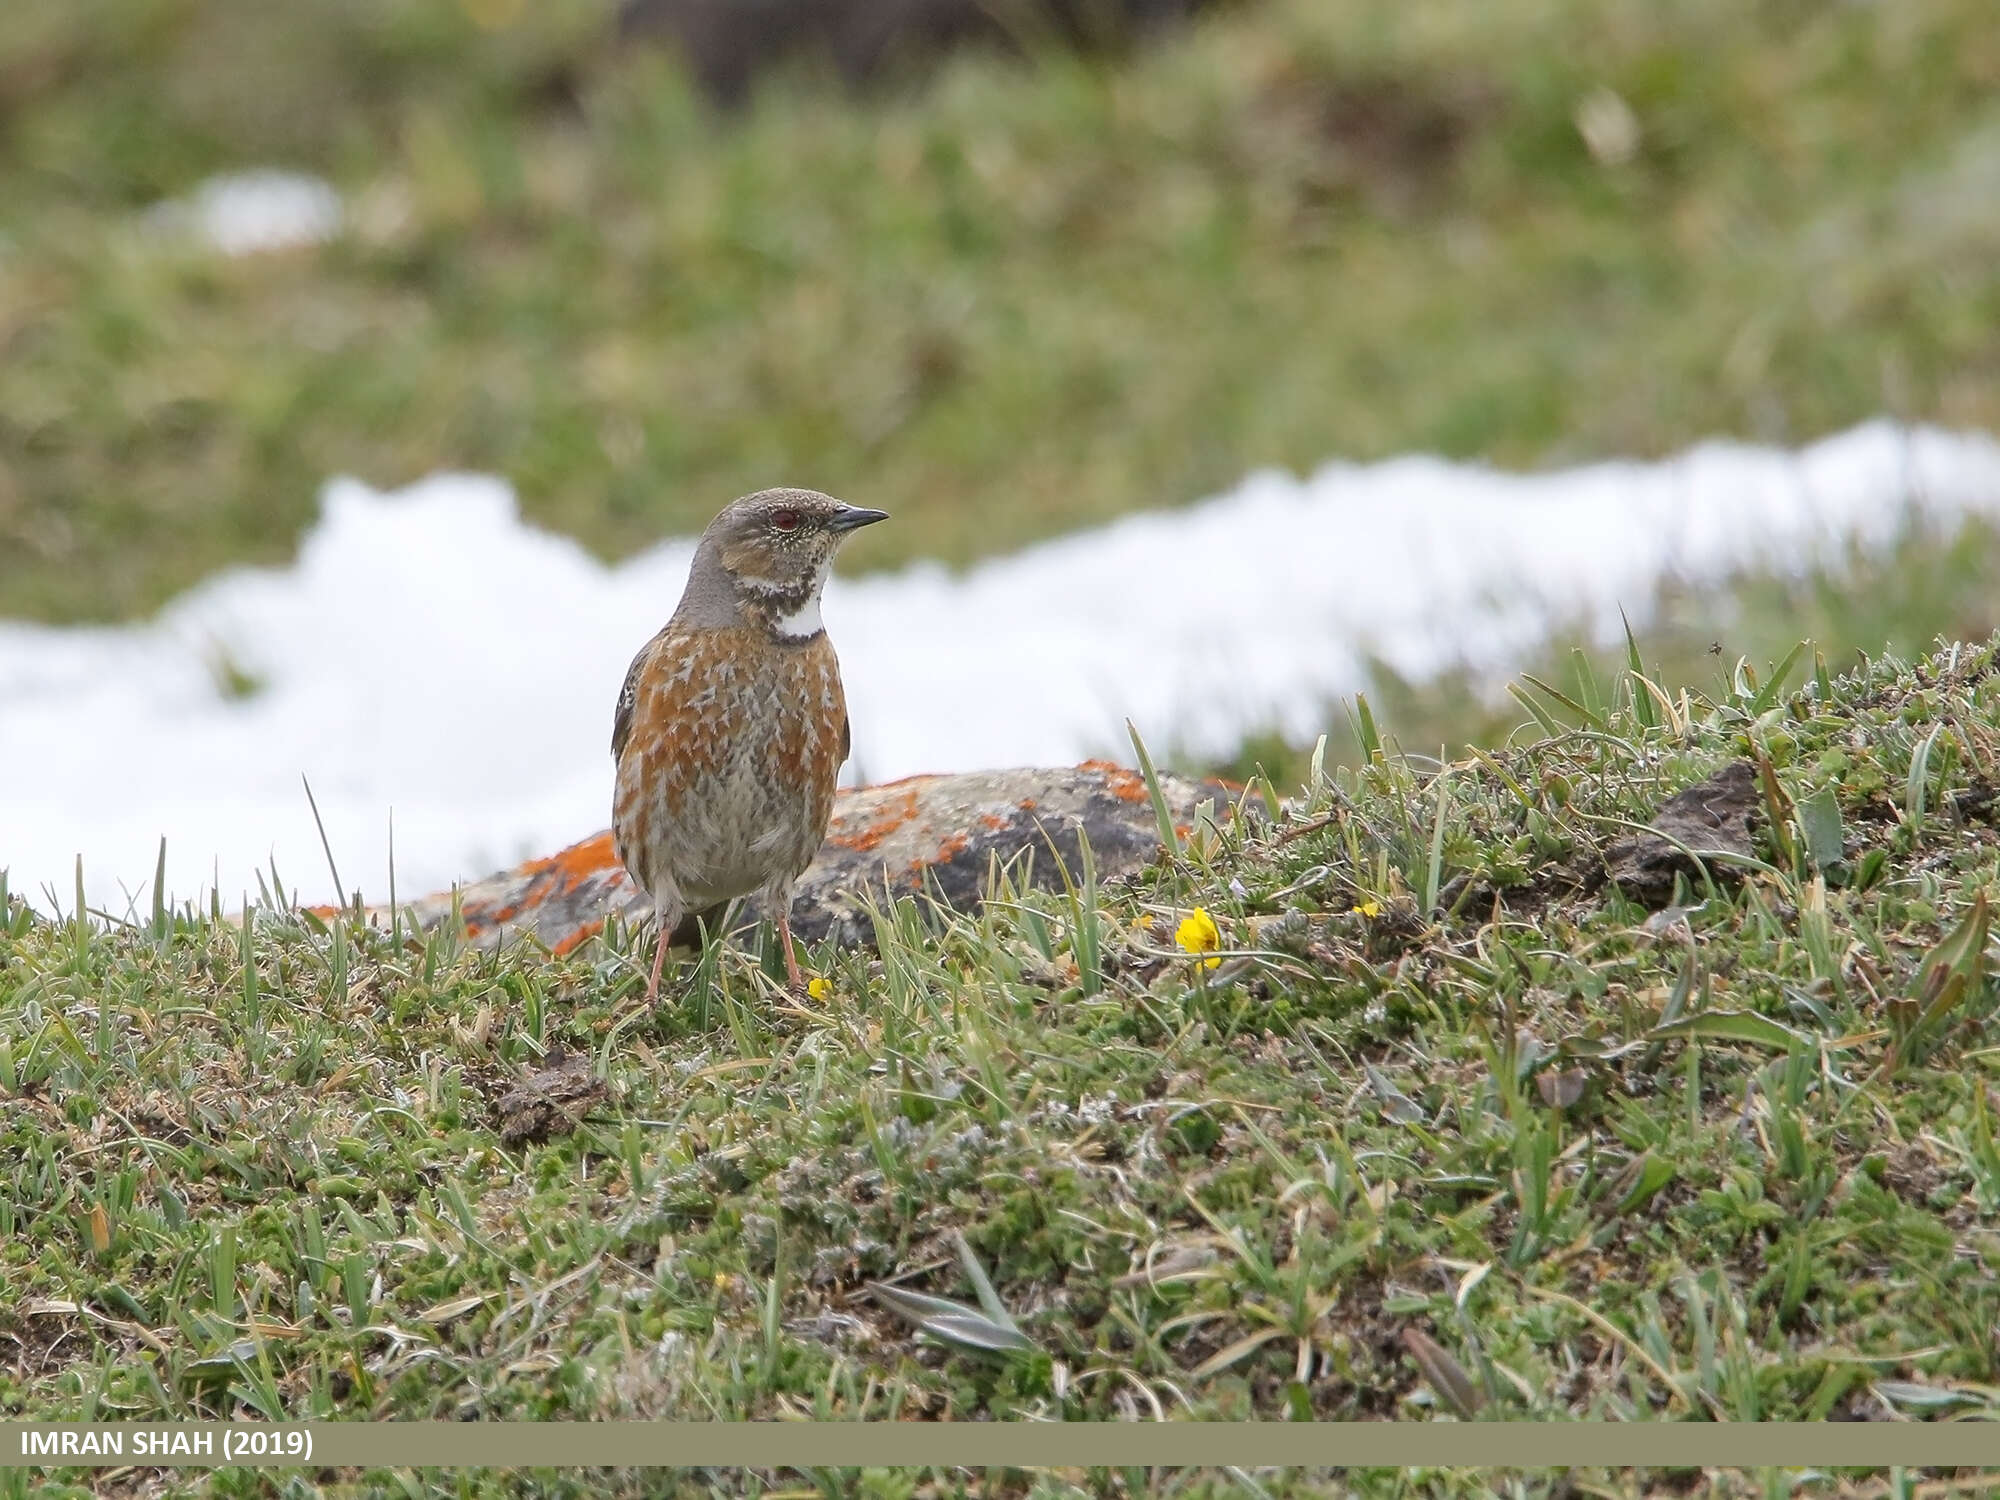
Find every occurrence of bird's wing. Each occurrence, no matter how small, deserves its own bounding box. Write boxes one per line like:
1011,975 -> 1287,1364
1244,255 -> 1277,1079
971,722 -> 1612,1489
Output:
611,643 -> 649,760
613,625 -> 764,820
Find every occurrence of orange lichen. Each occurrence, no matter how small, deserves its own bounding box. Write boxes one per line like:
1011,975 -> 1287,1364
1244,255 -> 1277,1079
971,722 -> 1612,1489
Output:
553,919 -> 605,957
908,830 -> 972,882
520,831 -> 620,888
450,830 -> 625,936
829,786 -> 923,853
979,812 -> 1009,831
504,832 -> 623,923
303,903 -> 339,920
1078,758 -> 1150,803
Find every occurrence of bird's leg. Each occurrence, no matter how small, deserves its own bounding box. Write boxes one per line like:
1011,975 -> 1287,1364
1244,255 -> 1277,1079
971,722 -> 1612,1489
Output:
645,926 -> 671,1007
644,893 -> 682,1007
777,910 -> 804,996
764,878 -> 807,996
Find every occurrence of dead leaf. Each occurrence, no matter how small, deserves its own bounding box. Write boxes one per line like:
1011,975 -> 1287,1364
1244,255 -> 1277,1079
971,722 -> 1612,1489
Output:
1536,1069 -> 1589,1109
1402,1328 -> 1484,1418
1188,1325 -> 1290,1380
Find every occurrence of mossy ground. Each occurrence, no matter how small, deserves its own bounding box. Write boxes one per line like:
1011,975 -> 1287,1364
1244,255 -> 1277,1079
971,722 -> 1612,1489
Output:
8,638 -> 2000,1496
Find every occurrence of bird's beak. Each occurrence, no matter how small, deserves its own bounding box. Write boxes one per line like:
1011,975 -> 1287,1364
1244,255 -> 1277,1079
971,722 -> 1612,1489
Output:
829,505 -> 889,532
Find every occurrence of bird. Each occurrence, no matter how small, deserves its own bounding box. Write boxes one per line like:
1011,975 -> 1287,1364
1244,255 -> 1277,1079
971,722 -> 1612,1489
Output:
611,487 -> 887,1005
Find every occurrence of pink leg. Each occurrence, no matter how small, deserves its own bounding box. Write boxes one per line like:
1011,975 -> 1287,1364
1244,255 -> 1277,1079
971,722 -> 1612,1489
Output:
778,911 -> 805,995
645,924 -> 671,1006
643,894 -> 682,1005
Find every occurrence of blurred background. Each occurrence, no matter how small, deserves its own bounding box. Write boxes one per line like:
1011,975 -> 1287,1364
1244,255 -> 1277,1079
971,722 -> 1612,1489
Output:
3,0 -> 2000,911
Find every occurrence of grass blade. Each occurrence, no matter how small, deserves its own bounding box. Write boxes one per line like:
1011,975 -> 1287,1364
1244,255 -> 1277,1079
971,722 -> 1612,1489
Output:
866,1281 -> 1033,1355
1622,609 -> 1658,731
388,807 -> 400,946
1350,693 -> 1383,763
1906,724 -> 1947,824
1755,752 -> 1796,871
1423,759 -> 1452,916
301,773 -> 345,907
1748,639 -> 1809,715
1506,682 -> 1566,739
954,1232 -> 1018,1332
1648,1008 -> 1808,1051
1570,648 -> 1605,724
241,904 -> 260,1035
150,837 -> 168,944
1125,719 -> 1181,861
1799,788 -> 1845,872
1519,671 -> 1605,731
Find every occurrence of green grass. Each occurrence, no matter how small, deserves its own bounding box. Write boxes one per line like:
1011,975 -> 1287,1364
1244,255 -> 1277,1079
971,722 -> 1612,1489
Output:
4,0 -> 1999,623
9,635 -> 2000,1497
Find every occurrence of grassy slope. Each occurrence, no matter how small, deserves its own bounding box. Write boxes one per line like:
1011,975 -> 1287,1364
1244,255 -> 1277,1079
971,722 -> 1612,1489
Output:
4,0 -> 2000,626
1213,516 -> 2000,792
9,637 -> 2000,1495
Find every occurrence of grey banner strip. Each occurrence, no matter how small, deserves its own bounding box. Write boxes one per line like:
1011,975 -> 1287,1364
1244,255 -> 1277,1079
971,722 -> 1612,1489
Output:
5,1423 -> 1995,1468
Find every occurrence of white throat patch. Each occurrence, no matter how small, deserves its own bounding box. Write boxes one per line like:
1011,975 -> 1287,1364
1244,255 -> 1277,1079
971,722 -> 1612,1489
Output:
769,559 -> 832,640
772,595 -> 824,639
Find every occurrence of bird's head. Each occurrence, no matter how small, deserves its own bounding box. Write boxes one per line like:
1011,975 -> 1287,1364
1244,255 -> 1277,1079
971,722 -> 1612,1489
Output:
690,487 -> 888,639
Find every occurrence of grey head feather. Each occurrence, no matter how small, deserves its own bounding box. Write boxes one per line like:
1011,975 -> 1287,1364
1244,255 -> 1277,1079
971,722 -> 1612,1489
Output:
670,534 -> 744,630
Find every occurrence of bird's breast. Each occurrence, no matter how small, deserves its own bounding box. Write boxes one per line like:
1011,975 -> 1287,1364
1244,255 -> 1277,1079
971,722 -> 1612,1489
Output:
612,624 -> 847,902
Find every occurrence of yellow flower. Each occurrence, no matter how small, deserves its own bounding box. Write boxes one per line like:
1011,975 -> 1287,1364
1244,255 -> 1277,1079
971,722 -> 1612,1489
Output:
1356,900 -> 1382,919
806,976 -> 832,1002
1175,908 -> 1224,970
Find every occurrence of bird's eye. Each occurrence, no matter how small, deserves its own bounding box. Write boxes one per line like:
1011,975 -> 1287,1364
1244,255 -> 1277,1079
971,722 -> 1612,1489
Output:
770,508 -> 801,532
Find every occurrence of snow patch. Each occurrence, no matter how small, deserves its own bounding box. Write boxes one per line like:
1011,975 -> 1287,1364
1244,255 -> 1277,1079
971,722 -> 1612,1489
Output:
4,420 -> 2000,914
147,170 -> 343,257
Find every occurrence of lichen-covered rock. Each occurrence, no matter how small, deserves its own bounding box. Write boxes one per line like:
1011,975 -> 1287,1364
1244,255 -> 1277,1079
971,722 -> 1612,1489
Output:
389,762 -> 1246,957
